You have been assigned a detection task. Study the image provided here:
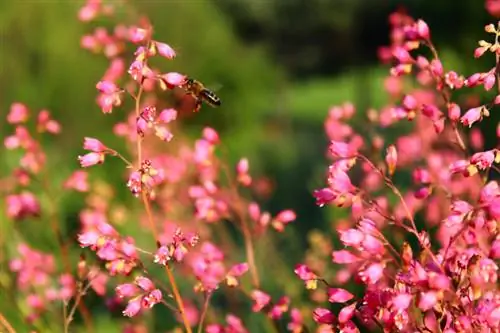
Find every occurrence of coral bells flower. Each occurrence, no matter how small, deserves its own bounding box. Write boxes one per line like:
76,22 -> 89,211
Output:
78,152 -> 105,167
116,276 -> 162,317
461,106 -> 487,127
236,158 -> 252,186
225,263 -> 249,287
294,264 -> 318,290
159,72 -> 186,90
153,41 -> 176,59
271,209 -> 296,232
153,228 -> 199,265
312,308 -> 335,325
251,290 -> 271,312
37,110 -> 61,134
7,102 -> 29,124
96,80 -> 123,114
6,192 -> 40,220
63,170 -> 90,192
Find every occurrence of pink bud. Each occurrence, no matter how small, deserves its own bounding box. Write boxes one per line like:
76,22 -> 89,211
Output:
129,27 -> 148,43
328,288 -> 354,303
385,145 -> 397,175
83,137 -> 106,152
474,46 -> 489,58
461,106 -> 483,127
338,304 -> 356,324
447,103 -> 461,121
430,59 -> 443,76
78,152 -> 104,167
312,308 -> 335,324
202,127 -> 220,144
155,41 -> 176,59
135,276 -> 154,292
160,72 -> 185,89
484,72 -> 496,91
416,20 -> 430,39
96,80 -> 119,94
402,94 -> 418,110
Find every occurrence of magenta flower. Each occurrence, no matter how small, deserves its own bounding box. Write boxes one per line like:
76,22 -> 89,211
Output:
78,152 -> 105,167
460,106 -> 484,127
116,276 -> 162,317
328,288 -> 354,303
312,308 -> 335,324
63,170 -> 89,192
250,290 -> 271,312
154,41 -> 176,59
7,102 -> 29,124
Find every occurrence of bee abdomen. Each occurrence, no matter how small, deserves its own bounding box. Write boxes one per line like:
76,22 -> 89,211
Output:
201,89 -> 221,107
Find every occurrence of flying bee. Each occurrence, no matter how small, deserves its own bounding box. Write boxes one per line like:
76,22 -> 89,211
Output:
180,77 -> 221,112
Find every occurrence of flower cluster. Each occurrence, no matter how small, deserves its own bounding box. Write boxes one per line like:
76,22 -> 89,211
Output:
301,10 -> 500,333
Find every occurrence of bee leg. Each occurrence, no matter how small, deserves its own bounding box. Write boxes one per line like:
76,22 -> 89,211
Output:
194,99 -> 202,113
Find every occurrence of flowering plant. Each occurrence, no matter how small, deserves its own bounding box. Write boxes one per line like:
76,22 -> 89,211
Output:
1,1 -> 499,333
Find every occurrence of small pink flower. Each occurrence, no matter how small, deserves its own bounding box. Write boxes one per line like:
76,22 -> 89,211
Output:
416,19 -> 430,39
294,264 -> 318,290
460,106 -> 484,127
154,41 -> 176,59
157,108 -> 177,123
338,303 -> 356,324
129,27 -> 149,43
328,288 -> 354,303
83,137 -> 107,152
226,263 -> 249,287
447,103 -> 461,121
251,290 -> 271,312
142,289 -> 162,308
236,158 -> 252,186
159,72 -> 186,89
78,152 -> 105,167
7,103 -> 29,124
312,308 -> 335,324
202,127 -> 220,144
64,170 -> 89,192
484,72 -> 496,91
123,297 -> 142,317
272,209 -> 296,232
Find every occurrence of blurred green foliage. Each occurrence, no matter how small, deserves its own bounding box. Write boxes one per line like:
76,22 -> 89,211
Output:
1,0 -> 499,331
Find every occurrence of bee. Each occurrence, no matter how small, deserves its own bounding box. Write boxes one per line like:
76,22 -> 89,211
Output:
180,77 -> 221,112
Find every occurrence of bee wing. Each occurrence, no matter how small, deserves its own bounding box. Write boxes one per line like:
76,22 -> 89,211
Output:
207,83 -> 223,92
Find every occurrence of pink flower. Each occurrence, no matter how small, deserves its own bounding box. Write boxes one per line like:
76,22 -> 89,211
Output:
128,27 -> 149,43
294,264 -> 318,290
78,152 -> 105,167
154,41 -> 176,59
470,150 -> 498,170
338,303 -> 356,324
251,290 -> 271,312
416,19 -> 430,39
312,308 -> 335,324
328,288 -> 354,303
203,127 -> 220,144
159,72 -> 186,89
226,263 -> 249,287
64,170 -> 89,192
272,209 -> 296,232
460,106 -> 484,127
123,297 -> 142,317
236,158 -> 252,186
83,137 -> 107,152
7,103 -> 29,124
157,108 -> 177,123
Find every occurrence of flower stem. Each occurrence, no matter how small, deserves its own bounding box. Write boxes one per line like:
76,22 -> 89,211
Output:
0,312 -> 16,333
141,192 -> 192,333
196,293 -> 211,333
